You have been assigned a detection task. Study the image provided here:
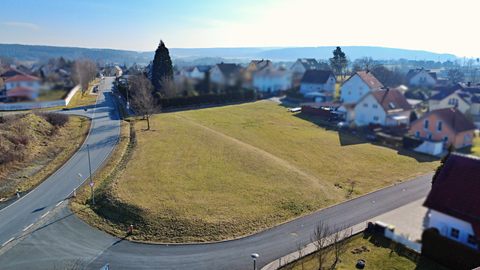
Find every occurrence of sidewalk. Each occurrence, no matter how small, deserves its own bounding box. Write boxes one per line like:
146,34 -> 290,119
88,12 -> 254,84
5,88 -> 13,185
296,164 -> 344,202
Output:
261,197 -> 429,270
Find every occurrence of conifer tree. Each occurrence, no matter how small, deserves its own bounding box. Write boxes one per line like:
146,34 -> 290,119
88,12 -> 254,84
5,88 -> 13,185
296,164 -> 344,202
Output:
151,40 -> 174,93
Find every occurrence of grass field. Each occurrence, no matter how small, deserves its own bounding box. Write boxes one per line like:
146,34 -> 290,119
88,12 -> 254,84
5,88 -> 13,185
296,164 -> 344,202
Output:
281,232 -> 449,270
458,133 -> 480,157
73,101 -> 439,243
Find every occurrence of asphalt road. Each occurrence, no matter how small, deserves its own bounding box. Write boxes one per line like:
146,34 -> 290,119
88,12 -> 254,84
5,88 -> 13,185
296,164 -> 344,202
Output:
0,77 -> 120,260
0,79 -> 434,269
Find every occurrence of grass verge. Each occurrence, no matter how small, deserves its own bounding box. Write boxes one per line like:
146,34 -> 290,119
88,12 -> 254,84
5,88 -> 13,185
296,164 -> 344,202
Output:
71,101 -> 440,243
0,115 -> 90,198
280,232 -> 449,270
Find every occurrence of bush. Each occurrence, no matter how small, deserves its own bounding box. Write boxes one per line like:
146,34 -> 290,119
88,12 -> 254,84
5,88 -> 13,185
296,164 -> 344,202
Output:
349,121 -> 358,131
157,89 -> 255,109
36,112 -> 70,127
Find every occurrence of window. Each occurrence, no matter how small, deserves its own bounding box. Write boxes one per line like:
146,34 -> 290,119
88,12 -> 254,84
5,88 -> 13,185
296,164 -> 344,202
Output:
373,104 -> 378,109
468,234 -> 477,246
468,134 -> 471,141
423,119 -> 429,130
373,116 -> 379,121
437,121 -> 442,132
363,103 -> 368,108
443,136 -> 449,144
450,228 -> 460,239
427,132 -> 433,140
415,131 -> 420,137
448,98 -> 458,105
389,102 -> 395,109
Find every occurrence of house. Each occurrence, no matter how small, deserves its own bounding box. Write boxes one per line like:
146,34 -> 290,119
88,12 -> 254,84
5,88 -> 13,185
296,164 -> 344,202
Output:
354,88 -> 412,126
190,65 -> 213,80
428,89 -> 472,114
304,91 -> 334,103
423,153 -> 480,250
4,74 -> 40,102
252,69 -> 291,94
289,59 -> 321,77
180,66 -> 195,78
406,68 -> 437,88
112,66 -> 122,77
299,70 -> 336,94
340,71 -> 383,103
210,63 -> 241,86
244,60 -> 275,81
409,107 -> 476,149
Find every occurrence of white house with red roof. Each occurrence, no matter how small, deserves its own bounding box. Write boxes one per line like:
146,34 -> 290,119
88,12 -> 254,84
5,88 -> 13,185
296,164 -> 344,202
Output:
340,71 -> 383,103
424,153 -> 480,250
4,74 -> 40,102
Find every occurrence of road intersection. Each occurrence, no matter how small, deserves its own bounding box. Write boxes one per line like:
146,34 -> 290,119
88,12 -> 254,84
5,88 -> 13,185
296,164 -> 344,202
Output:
0,78 -> 433,269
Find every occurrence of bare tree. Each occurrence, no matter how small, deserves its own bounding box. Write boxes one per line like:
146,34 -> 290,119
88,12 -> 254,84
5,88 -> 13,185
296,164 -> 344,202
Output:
72,59 -> 99,96
311,222 -> 331,270
358,57 -> 378,71
447,69 -> 465,84
129,73 -> 157,130
330,224 -> 353,266
159,75 -> 178,98
469,69 -> 479,84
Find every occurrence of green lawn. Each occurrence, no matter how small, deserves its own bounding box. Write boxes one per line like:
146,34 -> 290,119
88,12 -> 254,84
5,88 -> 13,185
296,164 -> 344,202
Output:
38,89 -> 69,101
281,233 -> 449,270
76,101 -> 439,243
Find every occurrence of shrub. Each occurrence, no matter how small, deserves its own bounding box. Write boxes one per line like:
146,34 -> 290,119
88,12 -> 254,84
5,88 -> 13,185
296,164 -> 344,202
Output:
36,112 -> 70,127
349,121 -> 358,131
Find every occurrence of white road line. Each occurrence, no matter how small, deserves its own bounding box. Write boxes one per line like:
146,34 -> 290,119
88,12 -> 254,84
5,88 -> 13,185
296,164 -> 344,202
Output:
2,237 -> 14,247
23,223 -> 34,232
41,211 -> 50,219
55,201 -> 63,207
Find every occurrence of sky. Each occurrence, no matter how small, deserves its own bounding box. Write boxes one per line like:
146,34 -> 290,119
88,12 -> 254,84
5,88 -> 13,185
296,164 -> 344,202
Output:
0,0 -> 479,58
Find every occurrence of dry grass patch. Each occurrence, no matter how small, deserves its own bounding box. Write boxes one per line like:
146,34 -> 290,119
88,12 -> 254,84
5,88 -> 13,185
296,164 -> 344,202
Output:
78,101 -> 439,243
0,114 -> 90,198
282,233 -> 449,270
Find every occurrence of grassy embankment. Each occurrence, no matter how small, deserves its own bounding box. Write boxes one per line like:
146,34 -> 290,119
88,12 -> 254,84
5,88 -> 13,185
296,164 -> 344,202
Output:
0,113 -> 90,199
71,101 -> 439,243
281,232 -> 449,270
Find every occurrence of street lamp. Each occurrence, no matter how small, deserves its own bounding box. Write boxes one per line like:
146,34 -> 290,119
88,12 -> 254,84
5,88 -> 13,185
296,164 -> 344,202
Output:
87,144 -> 94,205
251,253 -> 259,270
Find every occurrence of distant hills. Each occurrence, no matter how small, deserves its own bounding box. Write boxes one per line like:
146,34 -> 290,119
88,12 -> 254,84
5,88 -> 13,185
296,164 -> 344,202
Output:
0,43 -> 458,65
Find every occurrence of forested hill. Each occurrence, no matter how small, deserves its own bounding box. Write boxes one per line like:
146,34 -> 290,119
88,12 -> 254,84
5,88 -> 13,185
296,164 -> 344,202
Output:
0,44 -> 153,64
0,43 -> 458,64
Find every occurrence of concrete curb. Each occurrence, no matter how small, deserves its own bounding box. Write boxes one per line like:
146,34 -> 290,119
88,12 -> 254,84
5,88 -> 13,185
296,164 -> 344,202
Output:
261,222 -> 367,270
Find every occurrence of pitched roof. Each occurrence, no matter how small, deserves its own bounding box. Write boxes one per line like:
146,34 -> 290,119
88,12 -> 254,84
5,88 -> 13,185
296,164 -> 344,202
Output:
431,107 -> 476,133
300,70 -> 334,84
423,153 -> 480,239
216,63 -> 240,77
4,74 -> 39,82
430,89 -> 473,105
195,65 -> 213,72
114,65 -> 122,71
369,89 -> 412,112
405,68 -> 436,81
343,71 -> 383,89
297,58 -> 321,71
251,60 -> 275,71
0,69 -> 24,78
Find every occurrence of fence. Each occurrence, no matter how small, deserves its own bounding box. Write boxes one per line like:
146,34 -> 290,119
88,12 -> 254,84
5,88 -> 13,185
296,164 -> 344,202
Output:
384,229 -> 422,252
0,85 -> 79,111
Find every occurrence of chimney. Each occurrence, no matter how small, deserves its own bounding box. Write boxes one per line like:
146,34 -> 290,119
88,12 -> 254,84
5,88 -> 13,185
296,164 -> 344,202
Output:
468,81 -> 471,87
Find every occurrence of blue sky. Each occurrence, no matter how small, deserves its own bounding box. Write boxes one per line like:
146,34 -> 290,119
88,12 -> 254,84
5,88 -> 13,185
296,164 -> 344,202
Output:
0,0 -> 478,57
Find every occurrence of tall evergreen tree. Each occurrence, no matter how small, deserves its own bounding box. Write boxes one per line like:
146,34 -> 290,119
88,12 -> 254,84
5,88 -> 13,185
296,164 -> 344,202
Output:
152,40 -> 174,93
329,47 -> 348,79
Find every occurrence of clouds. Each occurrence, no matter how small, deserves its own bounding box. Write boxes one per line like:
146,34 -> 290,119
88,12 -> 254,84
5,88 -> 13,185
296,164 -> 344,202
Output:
2,22 -> 40,30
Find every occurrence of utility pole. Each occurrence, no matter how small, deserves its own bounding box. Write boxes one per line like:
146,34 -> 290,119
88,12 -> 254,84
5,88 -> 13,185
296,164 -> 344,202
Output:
87,144 -> 94,205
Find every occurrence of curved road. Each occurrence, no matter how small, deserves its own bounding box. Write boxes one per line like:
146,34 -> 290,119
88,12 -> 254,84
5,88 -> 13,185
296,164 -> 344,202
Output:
0,79 -> 433,269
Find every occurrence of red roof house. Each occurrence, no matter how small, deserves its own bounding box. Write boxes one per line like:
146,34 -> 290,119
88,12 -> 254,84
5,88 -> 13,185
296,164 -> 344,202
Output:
423,153 -> 480,250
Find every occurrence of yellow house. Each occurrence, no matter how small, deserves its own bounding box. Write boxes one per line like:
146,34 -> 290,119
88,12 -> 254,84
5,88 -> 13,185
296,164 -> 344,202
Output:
244,59 -> 275,81
428,90 -> 471,114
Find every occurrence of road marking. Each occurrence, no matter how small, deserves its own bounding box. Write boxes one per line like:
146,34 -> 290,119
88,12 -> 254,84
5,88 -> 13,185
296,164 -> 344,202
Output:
41,211 -> 50,219
2,238 -> 14,247
23,223 -> 34,232
55,201 -> 63,207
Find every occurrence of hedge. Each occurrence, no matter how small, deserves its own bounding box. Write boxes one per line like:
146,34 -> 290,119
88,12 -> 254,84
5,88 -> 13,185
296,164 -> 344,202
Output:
157,89 -> 255,109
